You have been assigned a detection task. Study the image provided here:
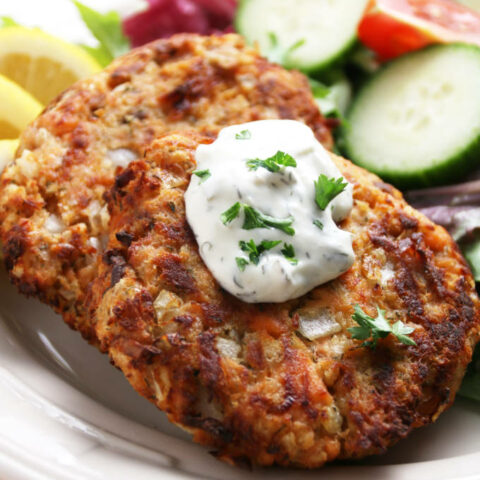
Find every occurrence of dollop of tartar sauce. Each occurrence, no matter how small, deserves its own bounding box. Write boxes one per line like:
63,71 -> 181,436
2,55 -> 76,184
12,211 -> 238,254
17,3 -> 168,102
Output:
185,120 -> 354,303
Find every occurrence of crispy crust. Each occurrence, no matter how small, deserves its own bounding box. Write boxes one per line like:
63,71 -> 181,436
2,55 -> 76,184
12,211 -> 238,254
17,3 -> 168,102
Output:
0,34 -> 332,340
87,132 -> 480,468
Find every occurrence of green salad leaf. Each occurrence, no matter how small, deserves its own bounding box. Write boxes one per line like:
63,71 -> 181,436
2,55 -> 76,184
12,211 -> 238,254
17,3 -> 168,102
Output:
0,17 -> 19,28
459,345 -> 480,402
73,1 -> 130,67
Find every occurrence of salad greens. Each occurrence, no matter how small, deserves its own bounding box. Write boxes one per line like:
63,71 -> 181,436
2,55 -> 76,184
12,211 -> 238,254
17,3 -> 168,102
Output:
460,346 -> 480,402
1,3 -> 129,68
0,17 -> 19,27
73,1 -> 130,67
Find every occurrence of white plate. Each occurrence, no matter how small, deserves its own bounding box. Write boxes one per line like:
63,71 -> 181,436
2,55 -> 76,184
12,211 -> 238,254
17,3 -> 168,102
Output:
1,1 -> 480,478
1,270 -> 480,480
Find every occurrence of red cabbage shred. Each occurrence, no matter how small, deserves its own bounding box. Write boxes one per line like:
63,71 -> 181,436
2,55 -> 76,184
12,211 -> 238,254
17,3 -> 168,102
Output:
123,0 -> 236,47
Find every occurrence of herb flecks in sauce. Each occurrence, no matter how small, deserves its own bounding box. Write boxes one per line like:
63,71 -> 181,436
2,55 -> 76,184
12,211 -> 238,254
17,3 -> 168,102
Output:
239,239 -> 282,266
221,202 -> 241,225
315,174 -> 348,211
235,257 -> 249,272
235,129 -> 251,140
193,169 -> 211,183
281,243 -> 298,265
184,120 -> 354,303
313,219 -> 324,230
242,204 -> 295,236
348,305 -> 417,349
246,151 -> 297,173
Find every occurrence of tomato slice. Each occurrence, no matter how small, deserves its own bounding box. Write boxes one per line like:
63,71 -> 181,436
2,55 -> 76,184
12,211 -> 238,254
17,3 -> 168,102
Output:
358,0 -> 480,60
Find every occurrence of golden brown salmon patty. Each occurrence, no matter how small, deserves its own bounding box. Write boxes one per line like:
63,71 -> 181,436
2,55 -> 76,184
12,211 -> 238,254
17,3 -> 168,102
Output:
88,132 -> 480,468
0,34 -> 332,340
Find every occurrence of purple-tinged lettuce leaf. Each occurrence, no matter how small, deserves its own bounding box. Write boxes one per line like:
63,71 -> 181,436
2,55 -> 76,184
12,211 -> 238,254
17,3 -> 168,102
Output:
459,344 -> 480,402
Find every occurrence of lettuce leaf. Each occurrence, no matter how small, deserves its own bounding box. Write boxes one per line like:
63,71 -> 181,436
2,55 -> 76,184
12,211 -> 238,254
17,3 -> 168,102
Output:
0,17 -> 19,28
459,346 -> 480,402
73,1 -> 130,67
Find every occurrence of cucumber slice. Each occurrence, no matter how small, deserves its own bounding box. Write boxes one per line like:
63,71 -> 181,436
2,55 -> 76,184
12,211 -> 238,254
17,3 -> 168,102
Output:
235,0 -> 369,73
342,44 -> 480,188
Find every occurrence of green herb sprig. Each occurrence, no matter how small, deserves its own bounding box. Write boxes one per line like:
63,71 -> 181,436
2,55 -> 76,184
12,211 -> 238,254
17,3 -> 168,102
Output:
281,243 -> 298,265
314,175 -> 348,211
246,151 -> 297,173
243,205 -> 295,236
221,203 -> 295,236
238,239 -> 281,267
221,202 -> 242,225
192,169 -> 211,183
348,305 -> 416,349
235,129 -> 251,140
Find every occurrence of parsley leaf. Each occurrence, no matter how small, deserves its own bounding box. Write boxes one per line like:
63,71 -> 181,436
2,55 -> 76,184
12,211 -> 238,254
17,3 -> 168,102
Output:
313,219 -> 324,230
73,1 -> 130,67
281,243 -> 298,265
242,205 -> 295,236
221,202 -> 241,225
235,257 -> 249,272
193,169 -> 211,183
314,174 -> 348,211
246,151 -> 297,173
348,305 -> 416,349
235,129 -> 251,140
239,239 -> 281,266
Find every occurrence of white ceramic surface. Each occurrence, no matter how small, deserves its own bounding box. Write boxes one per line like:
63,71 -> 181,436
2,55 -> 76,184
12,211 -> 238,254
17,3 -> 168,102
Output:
1,1 -> 480,478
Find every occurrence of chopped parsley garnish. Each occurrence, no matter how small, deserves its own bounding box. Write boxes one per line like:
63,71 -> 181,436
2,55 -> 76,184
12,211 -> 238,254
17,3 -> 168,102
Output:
314,174 -> 348,211
242,205 -> 295,236
348,305 -> 417,349
221,203 -> 295,235
239,239 -> 281,266
235,257 -> 249,272
281,243 -> 298,265
313,219 -> 324,230
235,129 -> 251,140
221,202 -> 241,225
246,151 -> 297,173
193,169 -> 211,183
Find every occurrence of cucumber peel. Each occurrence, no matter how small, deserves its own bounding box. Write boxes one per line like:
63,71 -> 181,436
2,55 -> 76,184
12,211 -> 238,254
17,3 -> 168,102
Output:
342,44 -> 480,188
235,0 -> 369,74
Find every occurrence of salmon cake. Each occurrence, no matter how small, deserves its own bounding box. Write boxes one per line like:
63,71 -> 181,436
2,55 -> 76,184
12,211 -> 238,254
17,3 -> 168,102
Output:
87,131 -> 480,468
0,34 -> 332,341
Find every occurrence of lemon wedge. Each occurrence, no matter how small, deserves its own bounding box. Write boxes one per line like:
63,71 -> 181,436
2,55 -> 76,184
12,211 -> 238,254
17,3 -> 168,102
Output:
0,74 -> 42,139
0,139 -> 19,172
0,27 -> 101,105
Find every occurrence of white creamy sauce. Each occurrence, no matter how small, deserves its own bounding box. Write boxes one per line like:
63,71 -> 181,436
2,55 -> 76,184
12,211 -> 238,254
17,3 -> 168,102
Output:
184,120 -> 354,303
